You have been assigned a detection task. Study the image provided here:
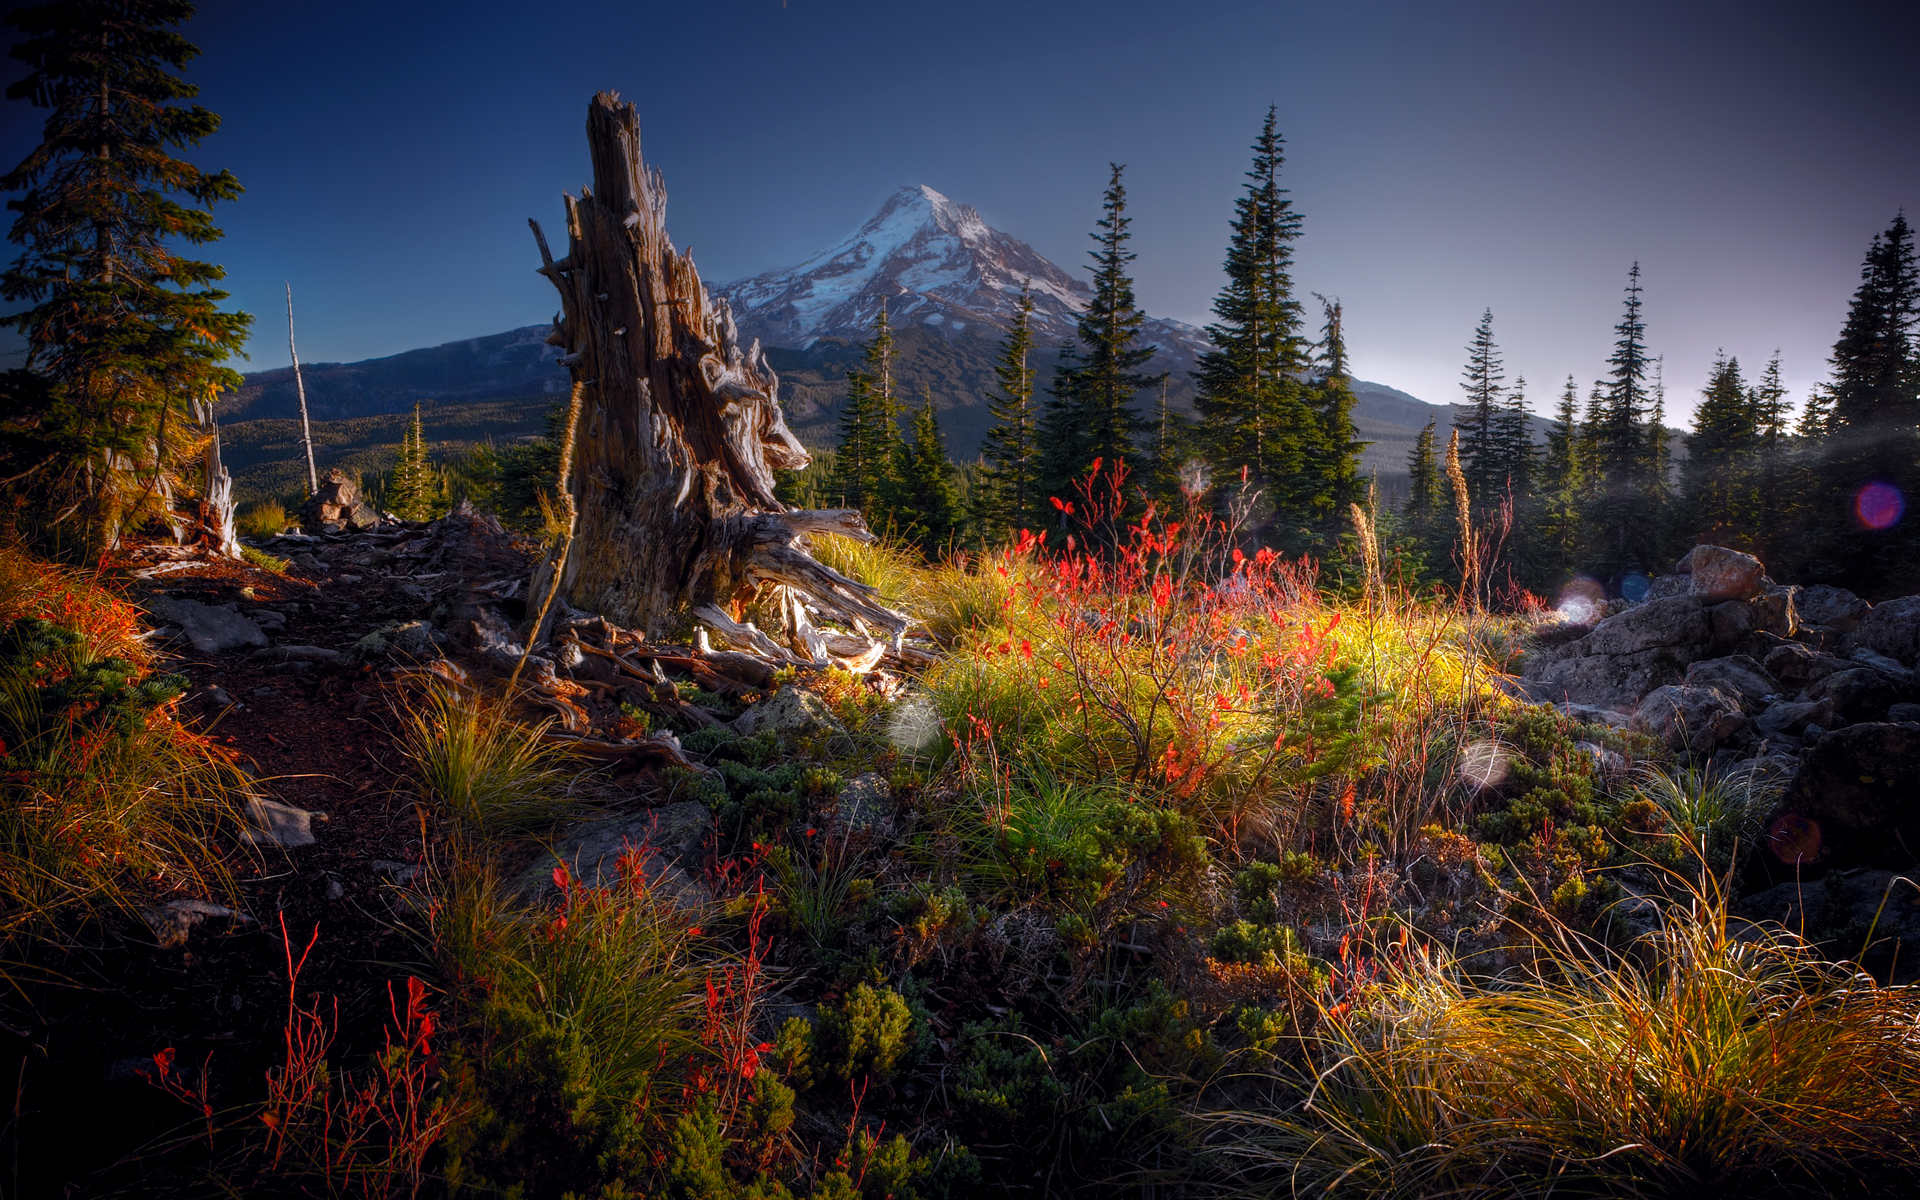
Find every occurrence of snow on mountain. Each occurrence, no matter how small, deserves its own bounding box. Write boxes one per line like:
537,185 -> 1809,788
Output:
713,184 -> 1210,363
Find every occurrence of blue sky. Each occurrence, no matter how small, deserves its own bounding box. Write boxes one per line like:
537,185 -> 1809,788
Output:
3,0 -> 1915,417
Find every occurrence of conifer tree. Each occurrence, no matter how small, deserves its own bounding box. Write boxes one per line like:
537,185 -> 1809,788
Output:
1682,353 -> 1757,544
1305,294 -> 1363,526
1401,419 -> 1449,574
0,0 -> 252,550
1493,375 -> 1535,502
1038,165 -> 1157,512
891,389 -> 960,554
1586,263 -> 1660,582
388,403 -> 438,521
1195,108 -> 1313,545
981,284 -> 1039,532
1454,309 -> 1507,514
829,304 -> 899,517
1535,377 -> 1586,584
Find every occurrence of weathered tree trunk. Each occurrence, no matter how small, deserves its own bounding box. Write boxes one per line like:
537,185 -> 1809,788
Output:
530,93 -> 905,647
201,423 -> 241,559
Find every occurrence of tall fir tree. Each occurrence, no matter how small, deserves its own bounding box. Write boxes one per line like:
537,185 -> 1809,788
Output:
1534,376 -> 1586,585
388,403 -> 438,521
1681,353 -> 1757,545
1453,309 -> 1508,515
1194,108 -> 1316,548
1305,294 -> 1364,529
980,283 -> 1039,532
1401,419 -> 1450,576
1585,263 -> 1661,583
891,389 -> 960,554
1037,164 -> 1157,515
828,304 -> 900,518
0,0 -> 252,551
1749,354 -> 1791,558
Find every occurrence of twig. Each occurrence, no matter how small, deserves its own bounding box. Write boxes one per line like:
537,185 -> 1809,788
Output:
509,380 -> 584,693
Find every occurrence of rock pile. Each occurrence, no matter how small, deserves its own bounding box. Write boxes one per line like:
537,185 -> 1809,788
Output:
1520,545 -> 1917,757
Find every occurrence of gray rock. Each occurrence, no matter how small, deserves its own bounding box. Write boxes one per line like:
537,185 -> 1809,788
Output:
144,596 -> 268,654
1854,595 -> 1920,667
1708,600 -> 1758,652
1736,869 -> 1920,981
248,608 -> 289,632
1531,647 -> 1692,711
1889,702 -> 1920,723
1683,655 -> 1777,714
1806,668 -> 1900,723
1755,697 -> 1835,739
1675,546 -> 1702,574
1688,545 -> 1767,603
833,773 -> 894,833
241,797 -> 317,848
1850,646 -> 1918,690
369,860 -> 424,885
731,686 -> 848,743
1763,722 -> 1920,870
141,899 -> 247,949
1575,595 -> 1708,657
1749,585 -> 1799,638
1646,574 -> 1690,600
1797,584 -> 1872,633
251,644 -> 344,664
1763,643 -> 1848,688
516,801 -> 713,909
1574,741 -> 1630,773
324,877 -> 345,901
354,619 -> 451,663
1555,702 -> 1631,728
1630,684 -> 1749,752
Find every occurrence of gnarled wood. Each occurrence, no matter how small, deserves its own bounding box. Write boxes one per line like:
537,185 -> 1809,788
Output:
532,93 -> 906,647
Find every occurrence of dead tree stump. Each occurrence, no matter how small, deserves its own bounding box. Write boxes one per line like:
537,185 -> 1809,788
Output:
530,93 -> 905,649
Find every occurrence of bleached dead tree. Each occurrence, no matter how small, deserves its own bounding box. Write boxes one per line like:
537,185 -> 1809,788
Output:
527,93 -> 905,656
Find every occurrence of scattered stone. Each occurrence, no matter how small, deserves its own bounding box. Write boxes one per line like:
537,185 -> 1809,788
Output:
1755,697 -> 1835,739
1889,702 -> 1920,723
203,685 -> 235,708
251,644 -> 345,664
250,686 -> 279,701
1574,741 -> 1630,773
1554,701 -> 1631,728
241,797 -> 317,848
1682,655 -> 1777,714
1763,722 -> 1920,871
1854,595 -> 1920,668
1850,646 -> 1918,690
354,619 -> 451,663
300,469 -> 381,533
833,773 -> 894,833
732,686 -> 849,743
370,860 -> 424,885
144,595 -> 269,654
1687,545 -> 1767,603
141,899 -> 248,949
1629,684 -> 1748,752
248,608 -> 289,632
324,877 -> 345,901
1796,584 -> 1872,633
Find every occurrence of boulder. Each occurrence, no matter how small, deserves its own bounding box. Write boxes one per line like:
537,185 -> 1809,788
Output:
1687,546 -> 1767,603
1851,647 -> 1918,691
1576,595 -> 1708,657
833,772 -> 894,834
1806,668 -> 1900,723
732,686 -> 848,743
299,469 -> 380,533
1890,702 -> 1920,723
1735,869 -> 1920,982
1763,643 -> 1848,689
1629,684 -> 1748,752
1755,697 -> 1835,739
354,619 -> 452,663
1646,574 -> 1690,600
144,596 -> 268,655
1682,655 -> 1778,713
1554,701 -> 1631,729
1748,585 -> 1799,638
1796,584 -> 1872,633
1708,600 -> 1757,652
1764,722 -> 1920,871
1531,649 -> 1689,713
1854,595 -> 1920,667
516,800 -> 712,908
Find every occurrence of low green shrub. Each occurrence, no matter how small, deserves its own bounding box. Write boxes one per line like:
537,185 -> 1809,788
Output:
812,983 -> 919,1086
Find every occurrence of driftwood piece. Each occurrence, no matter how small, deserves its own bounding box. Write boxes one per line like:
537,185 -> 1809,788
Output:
530,93 -> 908,646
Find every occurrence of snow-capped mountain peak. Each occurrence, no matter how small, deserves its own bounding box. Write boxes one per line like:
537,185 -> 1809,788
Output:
716,185 -> 1108,349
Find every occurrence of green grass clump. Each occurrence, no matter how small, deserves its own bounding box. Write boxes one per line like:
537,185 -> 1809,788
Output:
400,683 -> 573,836
0,554 -> 247,942
237,498 -> 290,540
239,544 -> 289,574
1202,883 -> 1920,1198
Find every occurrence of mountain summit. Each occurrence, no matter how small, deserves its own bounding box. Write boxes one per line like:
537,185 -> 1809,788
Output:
715,184 -> 1207,358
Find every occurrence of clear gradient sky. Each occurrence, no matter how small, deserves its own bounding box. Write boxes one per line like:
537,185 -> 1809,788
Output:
3,0 -> 1915,420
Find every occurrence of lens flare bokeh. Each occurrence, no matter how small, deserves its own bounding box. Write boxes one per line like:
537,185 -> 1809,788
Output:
1855,482 -> 1904,531
1555,576 -> 1606,624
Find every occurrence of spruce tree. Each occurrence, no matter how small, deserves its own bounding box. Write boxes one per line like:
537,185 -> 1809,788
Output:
1454,309 -> 1507,514
1586,263 -> 1660,583
0,0 -> 252,550
1682,353 -> 1757,545
1535,376 -> 1586,585
388,403 -> 439,521
1402,419 -> 1448,575
1195,108 -> 1313,545
981,284 -> 1039,532
1305,294 -> 1363,528
828,304 -> 900,517
1039,164 -> 1157,510
892,389 -> 959,554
